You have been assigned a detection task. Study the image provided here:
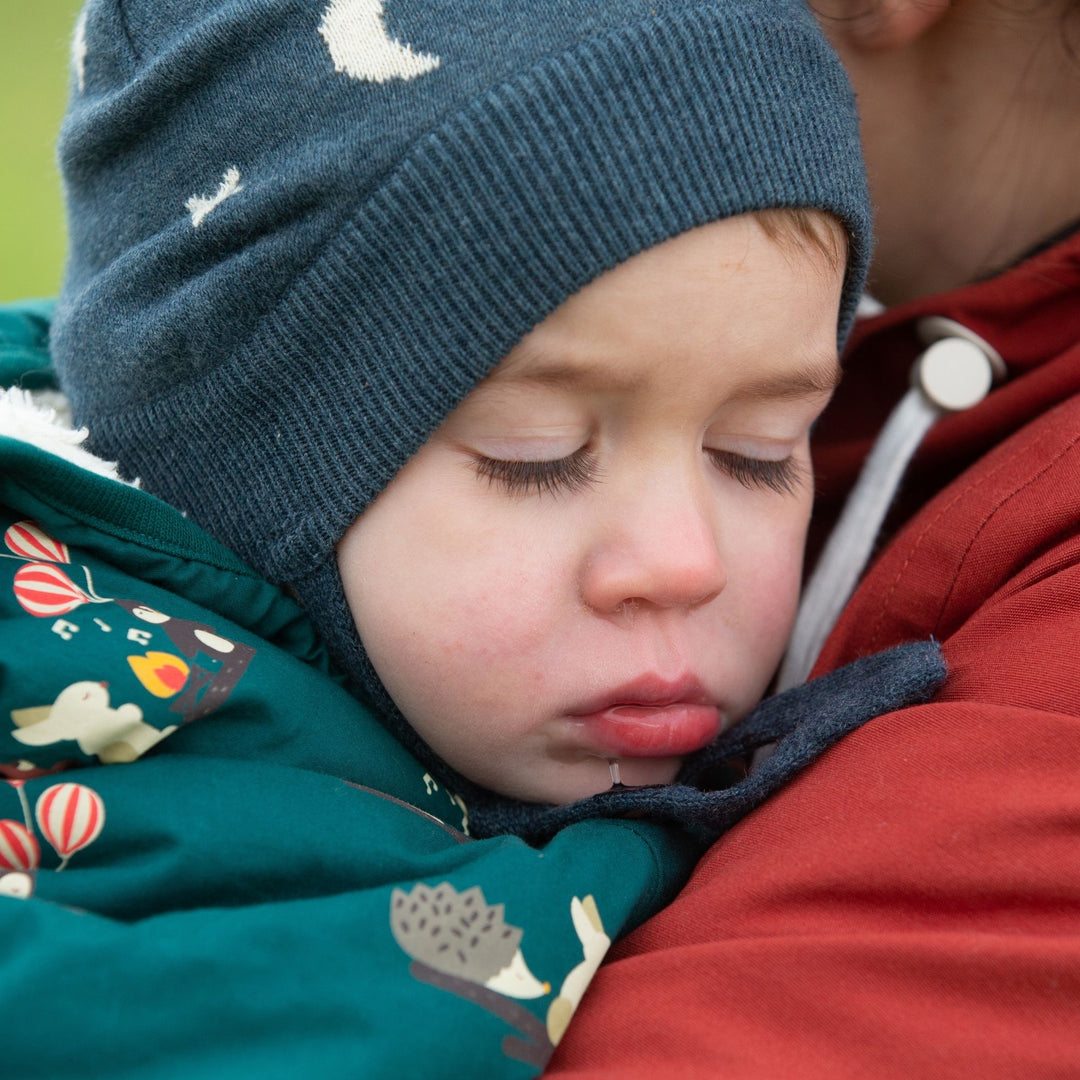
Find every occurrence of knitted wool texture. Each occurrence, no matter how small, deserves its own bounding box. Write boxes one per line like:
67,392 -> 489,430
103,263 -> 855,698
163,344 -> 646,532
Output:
55,0 -> 869,585
53,0 -> 873,836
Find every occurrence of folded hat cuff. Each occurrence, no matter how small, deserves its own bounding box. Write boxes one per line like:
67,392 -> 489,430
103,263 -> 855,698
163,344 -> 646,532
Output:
85,7 -> 868,585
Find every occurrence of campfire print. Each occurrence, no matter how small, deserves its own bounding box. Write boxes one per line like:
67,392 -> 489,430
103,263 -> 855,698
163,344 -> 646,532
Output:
3,520 -> 257,767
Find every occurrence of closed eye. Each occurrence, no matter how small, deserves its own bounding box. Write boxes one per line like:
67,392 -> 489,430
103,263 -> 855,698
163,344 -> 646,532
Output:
471,448 -> 600,497
707,450 -> 806,495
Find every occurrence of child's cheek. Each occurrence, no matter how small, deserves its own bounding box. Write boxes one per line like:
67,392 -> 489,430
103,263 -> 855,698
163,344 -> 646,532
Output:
430,540 -> 563,664
356,492 -> 564,693
722,502 -> 808,659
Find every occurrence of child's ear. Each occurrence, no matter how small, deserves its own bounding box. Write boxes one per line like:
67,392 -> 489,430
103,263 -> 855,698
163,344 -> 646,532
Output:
814,0 -> 952,51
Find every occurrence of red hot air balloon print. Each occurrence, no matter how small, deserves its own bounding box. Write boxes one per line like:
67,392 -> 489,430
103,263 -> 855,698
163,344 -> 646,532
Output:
0,819 -> 39,871
13,563 -> 109,618
35,782 -> 105,870
4,521 -> 70,564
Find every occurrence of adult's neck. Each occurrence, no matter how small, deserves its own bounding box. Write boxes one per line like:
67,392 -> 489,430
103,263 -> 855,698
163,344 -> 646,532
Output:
824,3 -> 1080,305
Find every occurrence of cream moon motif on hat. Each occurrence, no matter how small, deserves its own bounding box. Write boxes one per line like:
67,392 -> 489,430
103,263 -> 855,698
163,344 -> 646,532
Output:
319,0 -> 441,83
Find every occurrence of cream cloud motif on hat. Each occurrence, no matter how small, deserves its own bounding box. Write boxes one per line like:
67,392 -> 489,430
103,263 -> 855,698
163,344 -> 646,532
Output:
319,0 -> 441,83
186,168 -> 243,228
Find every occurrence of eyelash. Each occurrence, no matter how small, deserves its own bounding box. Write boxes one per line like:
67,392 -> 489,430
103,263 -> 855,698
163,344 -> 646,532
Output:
707,450 -> 806,496
473,448 -> 805,497
472,449 -> 600,497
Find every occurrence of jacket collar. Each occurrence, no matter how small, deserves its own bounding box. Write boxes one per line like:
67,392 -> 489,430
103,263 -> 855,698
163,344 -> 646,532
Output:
810,227 -> 1080,548
848,226 -> 1080,377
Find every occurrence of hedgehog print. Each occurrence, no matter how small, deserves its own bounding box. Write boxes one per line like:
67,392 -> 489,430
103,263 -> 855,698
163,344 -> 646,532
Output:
390,882 -> 610,1069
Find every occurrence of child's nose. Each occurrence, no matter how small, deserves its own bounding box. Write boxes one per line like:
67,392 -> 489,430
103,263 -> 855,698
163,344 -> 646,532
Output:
579,471 -> 727,616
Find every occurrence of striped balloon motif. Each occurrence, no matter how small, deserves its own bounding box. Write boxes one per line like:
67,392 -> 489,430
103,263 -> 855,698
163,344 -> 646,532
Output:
4,521 -> 70,564
35,783 -> 105,869
13,563 -> 95,617
0,819 -> 39,871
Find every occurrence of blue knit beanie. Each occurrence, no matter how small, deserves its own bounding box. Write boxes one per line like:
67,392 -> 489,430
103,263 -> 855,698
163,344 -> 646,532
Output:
53,0 -> 871,835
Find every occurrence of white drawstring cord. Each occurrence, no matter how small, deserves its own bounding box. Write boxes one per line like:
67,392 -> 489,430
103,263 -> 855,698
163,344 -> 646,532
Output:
775,317 -> 1006,694
775,385 -> 938,692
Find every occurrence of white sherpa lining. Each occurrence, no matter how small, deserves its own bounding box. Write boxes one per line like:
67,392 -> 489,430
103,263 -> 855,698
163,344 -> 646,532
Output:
0,386 -> 135,485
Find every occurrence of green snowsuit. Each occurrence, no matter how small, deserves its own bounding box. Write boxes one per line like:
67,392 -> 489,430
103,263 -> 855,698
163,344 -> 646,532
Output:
0,301 -> 700,1078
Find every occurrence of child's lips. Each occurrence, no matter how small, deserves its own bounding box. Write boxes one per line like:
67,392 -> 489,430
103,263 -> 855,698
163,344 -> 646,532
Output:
576,702 -> 722,757
567,674 -> 723,757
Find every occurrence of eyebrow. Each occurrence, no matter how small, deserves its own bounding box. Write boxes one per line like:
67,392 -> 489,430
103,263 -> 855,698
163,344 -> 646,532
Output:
726,357 -> 843,402
497,349 -> 842,401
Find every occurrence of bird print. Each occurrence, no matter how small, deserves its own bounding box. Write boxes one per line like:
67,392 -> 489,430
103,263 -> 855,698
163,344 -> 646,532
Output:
10,681 -> 177,764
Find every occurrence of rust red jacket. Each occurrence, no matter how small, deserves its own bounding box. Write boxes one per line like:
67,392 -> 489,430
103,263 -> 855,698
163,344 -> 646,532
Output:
548,231 -> 1080,1078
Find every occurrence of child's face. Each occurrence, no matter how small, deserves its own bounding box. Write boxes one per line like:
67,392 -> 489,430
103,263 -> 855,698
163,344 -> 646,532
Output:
338,214 -> 845,805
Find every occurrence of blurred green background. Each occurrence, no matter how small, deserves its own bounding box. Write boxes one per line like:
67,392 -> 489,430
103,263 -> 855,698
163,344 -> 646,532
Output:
1,2 -> 84,301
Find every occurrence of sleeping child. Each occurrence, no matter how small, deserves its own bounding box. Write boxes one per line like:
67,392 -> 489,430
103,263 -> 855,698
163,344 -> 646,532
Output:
0,1 -> 941,1075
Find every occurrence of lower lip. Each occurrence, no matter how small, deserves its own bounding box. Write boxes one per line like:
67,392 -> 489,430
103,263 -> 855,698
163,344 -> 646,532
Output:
576,704 -> 722,757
